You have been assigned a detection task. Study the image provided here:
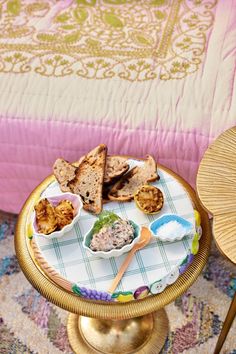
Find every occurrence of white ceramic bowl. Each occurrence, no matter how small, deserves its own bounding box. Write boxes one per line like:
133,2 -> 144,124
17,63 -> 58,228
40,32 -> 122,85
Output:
32,193 -> 83,239
83,220 -> 141,259
149,214 -> 194,242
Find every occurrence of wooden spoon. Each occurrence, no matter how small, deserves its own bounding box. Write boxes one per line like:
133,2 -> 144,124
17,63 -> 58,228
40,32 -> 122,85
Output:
108,227 -> 152,294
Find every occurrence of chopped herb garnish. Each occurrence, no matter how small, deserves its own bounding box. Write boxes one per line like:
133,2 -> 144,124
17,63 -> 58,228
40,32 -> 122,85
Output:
91,211 -> 120,235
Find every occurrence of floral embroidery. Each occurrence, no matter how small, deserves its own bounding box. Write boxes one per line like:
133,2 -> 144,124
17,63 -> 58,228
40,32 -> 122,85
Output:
0,0 -> 217,80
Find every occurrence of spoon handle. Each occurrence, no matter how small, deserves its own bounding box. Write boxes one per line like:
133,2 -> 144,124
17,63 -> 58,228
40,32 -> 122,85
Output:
108,248 -> 136,294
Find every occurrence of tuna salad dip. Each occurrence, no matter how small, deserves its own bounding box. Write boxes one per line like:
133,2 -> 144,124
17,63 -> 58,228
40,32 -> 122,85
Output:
90,219 -> 135,252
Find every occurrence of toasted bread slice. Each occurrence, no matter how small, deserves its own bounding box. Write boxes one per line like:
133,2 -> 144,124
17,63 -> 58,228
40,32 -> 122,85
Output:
68,144 -> 107,214
53,158 -> 77,192
108,155 -> 158,201
72,156 -> 85,168
104,156 -> 129,184
74,155 -> 129,185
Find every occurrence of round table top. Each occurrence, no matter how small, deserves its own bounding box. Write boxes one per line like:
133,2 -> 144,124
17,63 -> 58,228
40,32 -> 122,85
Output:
15,163 -> 211,320
197,127 -> 236,265
32,161 -> 197,301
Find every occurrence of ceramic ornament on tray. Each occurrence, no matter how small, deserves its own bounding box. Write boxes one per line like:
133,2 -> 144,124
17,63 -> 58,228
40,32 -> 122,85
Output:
30,158 -> 202,303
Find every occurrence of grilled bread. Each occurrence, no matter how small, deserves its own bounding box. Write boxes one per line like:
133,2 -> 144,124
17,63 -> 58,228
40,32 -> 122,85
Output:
68,144 -> 107,214
53,158 -> 77,192
104,156 -> 129,184
108,155 -> 158,201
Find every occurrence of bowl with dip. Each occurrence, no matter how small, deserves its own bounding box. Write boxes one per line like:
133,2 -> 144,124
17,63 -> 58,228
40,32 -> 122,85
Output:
83,211 -> 141,259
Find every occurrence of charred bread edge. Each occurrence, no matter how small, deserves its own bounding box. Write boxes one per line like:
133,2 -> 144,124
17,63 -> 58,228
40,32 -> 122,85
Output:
53,159 -> 78,191
108,155 -> 158,201
82,144 -> 108,214
107,167 -> 139,201
104,155 -> 130,185
73,155 -> 130,185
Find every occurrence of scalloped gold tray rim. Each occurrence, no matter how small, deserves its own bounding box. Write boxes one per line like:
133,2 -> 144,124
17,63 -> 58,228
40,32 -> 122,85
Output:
15,159 -> 211,319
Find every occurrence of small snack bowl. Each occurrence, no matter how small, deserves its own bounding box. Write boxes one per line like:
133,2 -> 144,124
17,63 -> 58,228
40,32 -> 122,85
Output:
83,211 -> 141,259
149,214 -> 194,242
32,193 -> 83,239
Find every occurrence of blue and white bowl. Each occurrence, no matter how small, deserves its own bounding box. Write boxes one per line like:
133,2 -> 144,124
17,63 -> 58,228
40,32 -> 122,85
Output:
83,220 -> 141,259
149,214 -> 194,242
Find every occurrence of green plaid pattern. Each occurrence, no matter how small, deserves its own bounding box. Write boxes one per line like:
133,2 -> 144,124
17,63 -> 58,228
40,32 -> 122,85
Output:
34,160 -> 195,293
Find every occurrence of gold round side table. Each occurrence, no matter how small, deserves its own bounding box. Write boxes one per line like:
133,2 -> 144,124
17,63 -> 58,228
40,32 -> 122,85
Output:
15,165 -> 211,354
197,127 -> 236,354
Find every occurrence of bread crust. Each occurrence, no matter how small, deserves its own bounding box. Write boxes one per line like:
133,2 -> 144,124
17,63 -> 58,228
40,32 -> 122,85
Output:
108,155 -> 158,201
73,155 -> 129,185
108,167 -> 138,201
68,144 -> 107,214
53,158 -> 77,192
53,153 -> 158,210
104,155 -> 129,184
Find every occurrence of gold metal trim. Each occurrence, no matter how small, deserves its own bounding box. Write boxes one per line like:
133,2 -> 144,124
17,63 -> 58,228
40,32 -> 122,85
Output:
67,309 -> 168,354
15,163 -> 211,320
196,127 -> 236,354
213,292 -> 236,354
197,127 -> 236,265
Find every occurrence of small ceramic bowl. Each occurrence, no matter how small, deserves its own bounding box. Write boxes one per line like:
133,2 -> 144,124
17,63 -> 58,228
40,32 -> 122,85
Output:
83,220 -> 141,259
149,214 -> 194,242
32,193 -> 83,239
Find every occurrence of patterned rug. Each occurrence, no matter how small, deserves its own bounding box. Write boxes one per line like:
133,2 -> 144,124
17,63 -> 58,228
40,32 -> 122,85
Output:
0,210 -> 236,354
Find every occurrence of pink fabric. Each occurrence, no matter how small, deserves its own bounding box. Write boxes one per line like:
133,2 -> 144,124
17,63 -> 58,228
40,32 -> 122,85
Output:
0,1 -> 236,214
0,117 -> 214,214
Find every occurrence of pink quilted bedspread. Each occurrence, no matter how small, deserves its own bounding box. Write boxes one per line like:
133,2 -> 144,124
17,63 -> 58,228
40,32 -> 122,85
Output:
0,0 -> 236,214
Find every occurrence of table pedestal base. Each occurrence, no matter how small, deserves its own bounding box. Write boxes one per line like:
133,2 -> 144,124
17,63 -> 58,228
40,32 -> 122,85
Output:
67,309 -> 169,353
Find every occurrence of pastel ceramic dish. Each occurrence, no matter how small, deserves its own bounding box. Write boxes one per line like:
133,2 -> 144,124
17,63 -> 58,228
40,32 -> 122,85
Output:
149,214 -> 194,242
83,220 -> 141,259
32,193 -> 83,239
